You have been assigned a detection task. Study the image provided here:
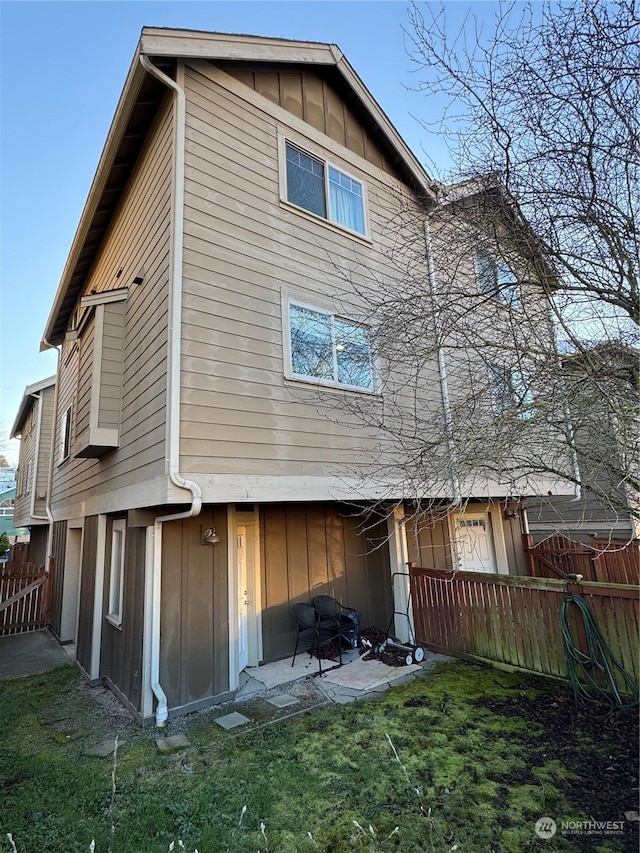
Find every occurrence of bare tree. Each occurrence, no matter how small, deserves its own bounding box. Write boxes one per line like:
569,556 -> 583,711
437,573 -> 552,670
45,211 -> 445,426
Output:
324,1 -> 639,533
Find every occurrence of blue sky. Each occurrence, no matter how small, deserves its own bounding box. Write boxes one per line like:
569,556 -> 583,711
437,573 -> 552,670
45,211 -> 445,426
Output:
0,0 -> 492,463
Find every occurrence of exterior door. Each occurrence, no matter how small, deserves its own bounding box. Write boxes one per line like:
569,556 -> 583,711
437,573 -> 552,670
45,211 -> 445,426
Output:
236,526 -> 249,672
454,514 -> 496,573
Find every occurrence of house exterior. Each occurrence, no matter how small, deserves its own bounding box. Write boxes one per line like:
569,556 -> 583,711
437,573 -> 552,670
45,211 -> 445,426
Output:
10,378 -> 56,565
527,343 -> 640,544
36,28 -> 572,722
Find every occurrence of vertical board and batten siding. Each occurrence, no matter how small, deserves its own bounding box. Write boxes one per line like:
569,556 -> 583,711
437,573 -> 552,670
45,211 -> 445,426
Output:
51,98 -> 174,515
260,504 -> 393,661
160,509 -> 230,716
101,518 -> 145,715
75,515 -> 99,677
406,515 -> 453,572
222,66 -> 403,179
49,520 -> 68,638
180,62 -> 440,480
26,526 -> 49,570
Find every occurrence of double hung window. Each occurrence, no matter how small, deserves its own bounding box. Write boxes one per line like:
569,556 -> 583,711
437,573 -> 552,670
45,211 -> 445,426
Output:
490,365 -> 534,418
477,252 -> 521,308
287,302 -> 374,391
285,143 -> 366,236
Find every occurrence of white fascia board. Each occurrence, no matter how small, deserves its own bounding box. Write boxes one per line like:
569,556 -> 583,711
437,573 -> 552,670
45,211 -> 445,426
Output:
80,287 -> 129,308
140,28 -> 338,65
10,375 -> 57,437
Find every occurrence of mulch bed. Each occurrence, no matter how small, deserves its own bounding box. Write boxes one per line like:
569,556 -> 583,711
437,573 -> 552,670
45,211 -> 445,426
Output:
477,688 -> 639,852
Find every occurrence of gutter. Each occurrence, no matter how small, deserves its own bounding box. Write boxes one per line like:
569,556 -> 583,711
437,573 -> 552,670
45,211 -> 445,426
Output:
139,54 -> 202,727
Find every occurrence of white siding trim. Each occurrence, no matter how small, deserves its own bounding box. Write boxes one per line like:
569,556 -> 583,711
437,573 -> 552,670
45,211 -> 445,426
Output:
90,515 -> 107,680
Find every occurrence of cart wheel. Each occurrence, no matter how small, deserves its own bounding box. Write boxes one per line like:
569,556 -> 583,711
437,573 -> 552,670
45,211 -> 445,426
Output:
404,652 -> 413,666
412,647 -> 425,663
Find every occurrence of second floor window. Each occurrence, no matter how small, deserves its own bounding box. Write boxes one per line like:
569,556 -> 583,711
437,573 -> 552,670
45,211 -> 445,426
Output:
285,143 -> 366,236
287,302 -> 374,392
477,252 -> 521,308
490,365 -> 534,418
60,406 -> 72,462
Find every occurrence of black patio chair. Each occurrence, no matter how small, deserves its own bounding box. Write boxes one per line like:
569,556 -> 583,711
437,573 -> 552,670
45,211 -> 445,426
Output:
292,602 -> 342,674
312,595 -> 360,650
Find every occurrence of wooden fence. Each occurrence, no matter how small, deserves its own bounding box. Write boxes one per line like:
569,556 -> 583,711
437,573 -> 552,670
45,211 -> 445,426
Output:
524,536 -> 639,585
409,564 -> 639,689
0,562 -> 51,636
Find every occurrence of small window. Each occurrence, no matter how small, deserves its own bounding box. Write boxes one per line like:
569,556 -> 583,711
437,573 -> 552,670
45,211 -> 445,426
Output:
107,519 -> 126,627
287,301 -> 374,391
60,407 -> 72,462
477,252 -> 521,308
490,365 -> 534,418
285,142 -> 366,235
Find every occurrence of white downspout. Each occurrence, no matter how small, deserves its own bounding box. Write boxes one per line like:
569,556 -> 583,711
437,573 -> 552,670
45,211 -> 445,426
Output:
424,221 -> 462,507
42,345 -> 61,563
139,54 -> 202,726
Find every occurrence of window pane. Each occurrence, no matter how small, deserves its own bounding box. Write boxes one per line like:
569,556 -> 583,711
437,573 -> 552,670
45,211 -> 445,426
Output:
109,528 -> 124,618
335,319 -> 373,389
477,252 -> 497,297
496,260 -> 521,307
490,364 -> 513,413
286,145 -> 326,218
328,167 -> 365,234
289,304 -> 333,380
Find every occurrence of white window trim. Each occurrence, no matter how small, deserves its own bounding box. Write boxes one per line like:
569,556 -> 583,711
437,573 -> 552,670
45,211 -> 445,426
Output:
59,406 -> 72,463
278,130 -> 371,242
476,251 -> 521,309
489,364 -> 534,418
282,296 -> 378,394
106,518 -> 126,629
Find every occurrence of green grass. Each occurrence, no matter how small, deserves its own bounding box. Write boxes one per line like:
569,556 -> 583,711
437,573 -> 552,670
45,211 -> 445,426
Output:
0,661 -> 634,852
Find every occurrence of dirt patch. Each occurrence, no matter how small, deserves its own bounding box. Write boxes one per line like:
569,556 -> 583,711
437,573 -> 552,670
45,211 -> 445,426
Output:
477,689 -> 639,852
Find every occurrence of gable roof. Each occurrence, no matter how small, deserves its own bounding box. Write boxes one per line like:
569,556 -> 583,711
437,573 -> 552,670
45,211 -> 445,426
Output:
10,375 -> 56,438
41,28 -> 435,349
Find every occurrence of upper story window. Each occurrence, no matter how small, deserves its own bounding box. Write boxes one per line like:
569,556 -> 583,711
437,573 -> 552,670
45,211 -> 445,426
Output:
60,406 -> 72,462
490,365 -> 534,418
285,142 -> 367,236
286,301 -> 374,392
477,252 -> 521,308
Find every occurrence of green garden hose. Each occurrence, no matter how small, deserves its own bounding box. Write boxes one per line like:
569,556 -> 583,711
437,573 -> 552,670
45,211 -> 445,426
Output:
559,593 -> 639,710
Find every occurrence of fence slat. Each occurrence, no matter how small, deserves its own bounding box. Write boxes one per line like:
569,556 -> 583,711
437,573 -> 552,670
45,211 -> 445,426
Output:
0,564 -> 50,636
409,565 -> 639,689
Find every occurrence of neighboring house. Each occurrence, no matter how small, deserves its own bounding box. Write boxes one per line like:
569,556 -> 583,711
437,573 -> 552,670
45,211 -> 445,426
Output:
36,29 -> 572,722
10,377 -> 57,566
527,343 -> 639,544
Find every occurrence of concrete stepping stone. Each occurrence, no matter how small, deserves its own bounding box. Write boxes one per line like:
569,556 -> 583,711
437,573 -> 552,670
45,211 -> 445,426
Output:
155,733 -> 191,752
214,711 -> 251,730
266,693 -> 299,709
83,737 -> 122,757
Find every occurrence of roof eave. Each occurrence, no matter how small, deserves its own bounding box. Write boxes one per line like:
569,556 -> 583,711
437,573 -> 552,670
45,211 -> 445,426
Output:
41,40 -> 148,349
10,375 -> 57,437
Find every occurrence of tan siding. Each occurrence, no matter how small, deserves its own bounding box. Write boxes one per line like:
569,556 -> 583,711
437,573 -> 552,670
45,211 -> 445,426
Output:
51,98 -> 173,515
34,385 -> 55,516
260,504 -> 392,661
13,408 -> 34,526
180,64 -> 436,480
98,302 -> 125,429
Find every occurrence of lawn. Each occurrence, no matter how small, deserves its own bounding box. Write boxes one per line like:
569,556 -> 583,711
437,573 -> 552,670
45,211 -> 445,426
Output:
0,660 -> 637,852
